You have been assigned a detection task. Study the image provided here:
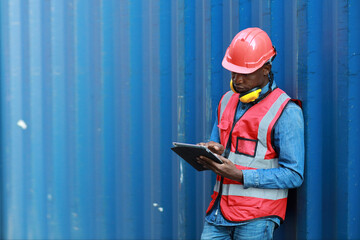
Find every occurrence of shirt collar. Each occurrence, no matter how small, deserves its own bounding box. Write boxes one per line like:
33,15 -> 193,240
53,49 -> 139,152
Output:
259,80 -> 277,98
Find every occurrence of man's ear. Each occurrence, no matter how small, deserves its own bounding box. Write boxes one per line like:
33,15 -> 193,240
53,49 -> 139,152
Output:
263,64 -> 271,76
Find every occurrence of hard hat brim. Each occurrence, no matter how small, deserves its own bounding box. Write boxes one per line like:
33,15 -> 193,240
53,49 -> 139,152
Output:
222,57 -> 261,74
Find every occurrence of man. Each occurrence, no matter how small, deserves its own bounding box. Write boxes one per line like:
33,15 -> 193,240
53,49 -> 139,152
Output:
196,27 -> 304,240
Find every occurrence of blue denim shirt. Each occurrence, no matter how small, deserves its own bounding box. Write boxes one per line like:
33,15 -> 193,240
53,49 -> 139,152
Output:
205,81 -> 305,226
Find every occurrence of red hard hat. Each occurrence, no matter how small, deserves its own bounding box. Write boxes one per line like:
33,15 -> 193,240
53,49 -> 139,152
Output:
222,27 -> 276,74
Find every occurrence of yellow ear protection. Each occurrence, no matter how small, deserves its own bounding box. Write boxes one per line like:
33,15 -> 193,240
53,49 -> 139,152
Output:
239,88 -> 262,103
230,79 -> 262,103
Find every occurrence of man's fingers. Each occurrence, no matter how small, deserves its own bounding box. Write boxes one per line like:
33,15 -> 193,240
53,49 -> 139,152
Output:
197,157 -> 216,172
217,155 -> 230,164
207,142 -> 224,155
198,156 -> 220,168
196,157 -> 208,169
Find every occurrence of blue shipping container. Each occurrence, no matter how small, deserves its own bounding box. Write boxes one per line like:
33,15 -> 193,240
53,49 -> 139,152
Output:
0,0 -> 359,239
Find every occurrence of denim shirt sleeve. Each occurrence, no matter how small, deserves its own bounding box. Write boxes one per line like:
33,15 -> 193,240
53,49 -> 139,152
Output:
210,108 -> 221,143
242,101 -> 305,189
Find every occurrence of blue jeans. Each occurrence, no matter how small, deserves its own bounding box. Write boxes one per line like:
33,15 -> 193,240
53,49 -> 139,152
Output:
201,219 -> 276,240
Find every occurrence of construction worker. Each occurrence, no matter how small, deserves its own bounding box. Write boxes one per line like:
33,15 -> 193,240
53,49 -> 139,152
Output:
197,27 -> 304,240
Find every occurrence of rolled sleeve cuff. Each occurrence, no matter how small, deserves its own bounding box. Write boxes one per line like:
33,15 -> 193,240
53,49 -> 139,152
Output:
242,170 -> 260,188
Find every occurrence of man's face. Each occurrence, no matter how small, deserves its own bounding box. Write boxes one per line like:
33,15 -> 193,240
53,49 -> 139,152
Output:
231,64 -> 271,93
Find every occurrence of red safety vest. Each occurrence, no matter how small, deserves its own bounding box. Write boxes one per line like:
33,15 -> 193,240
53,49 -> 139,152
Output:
206,88 -> 291,222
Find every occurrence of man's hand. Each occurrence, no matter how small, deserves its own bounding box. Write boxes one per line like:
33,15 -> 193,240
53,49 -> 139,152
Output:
197,141 -> 225,155
196,154 -> 244,183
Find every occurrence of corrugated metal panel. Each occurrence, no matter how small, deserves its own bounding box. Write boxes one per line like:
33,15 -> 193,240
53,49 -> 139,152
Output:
0,0 -> 359,239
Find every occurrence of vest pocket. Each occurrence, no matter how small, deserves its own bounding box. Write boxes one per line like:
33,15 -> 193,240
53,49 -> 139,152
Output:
235,137 -> 258,157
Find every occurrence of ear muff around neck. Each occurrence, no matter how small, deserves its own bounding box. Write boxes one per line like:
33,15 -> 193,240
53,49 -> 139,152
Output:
239,88 -> 262,103
230,79 -> 262,103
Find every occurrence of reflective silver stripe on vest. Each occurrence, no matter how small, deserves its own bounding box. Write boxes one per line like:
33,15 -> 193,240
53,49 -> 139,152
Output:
228,151 -> 278,169
219,91 -> 234,121
214,181 -> 288,200
256,93 -> 289,159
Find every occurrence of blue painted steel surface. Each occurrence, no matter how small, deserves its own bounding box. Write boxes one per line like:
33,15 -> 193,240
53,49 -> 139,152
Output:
348,2 -> 360,238
0,0 -> 359,239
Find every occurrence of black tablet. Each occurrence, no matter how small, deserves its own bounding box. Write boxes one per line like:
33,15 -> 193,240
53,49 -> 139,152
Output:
171,142 -> 223,171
